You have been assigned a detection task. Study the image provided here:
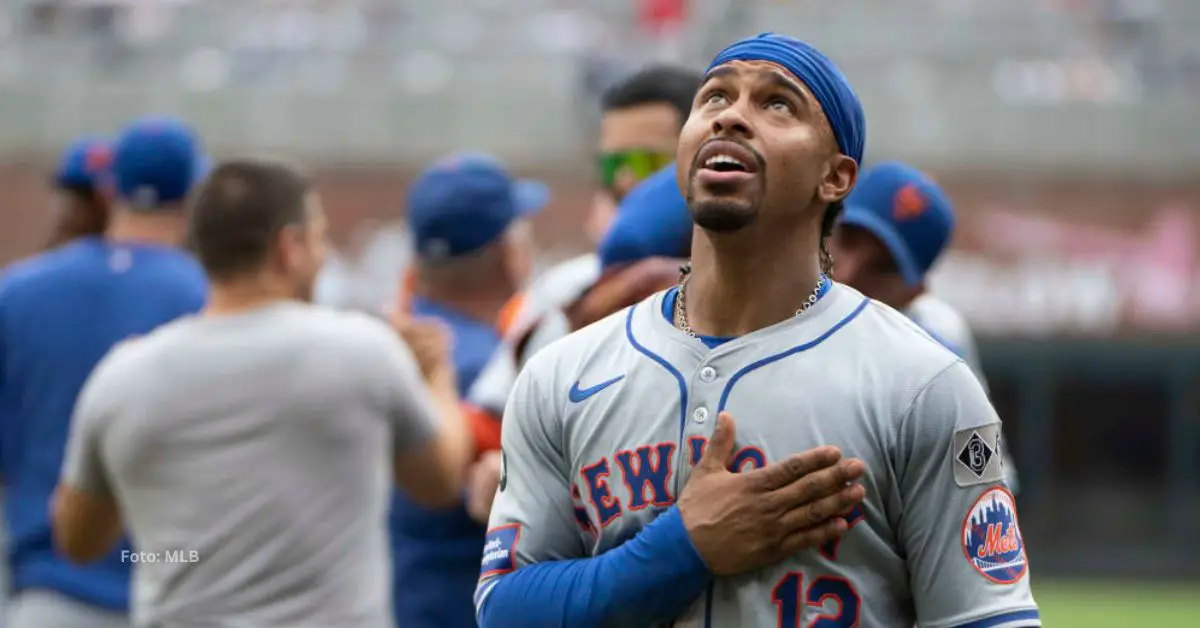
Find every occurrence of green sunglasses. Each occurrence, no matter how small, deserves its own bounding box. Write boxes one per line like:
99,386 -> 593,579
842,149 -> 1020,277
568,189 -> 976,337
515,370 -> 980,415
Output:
598,150 -> 674,197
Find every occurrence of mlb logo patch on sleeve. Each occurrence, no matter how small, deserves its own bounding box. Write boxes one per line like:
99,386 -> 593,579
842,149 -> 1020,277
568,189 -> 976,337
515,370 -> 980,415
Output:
951,422 -> 1005,487
480,524 -> 521,578
961,486 -> 1028,584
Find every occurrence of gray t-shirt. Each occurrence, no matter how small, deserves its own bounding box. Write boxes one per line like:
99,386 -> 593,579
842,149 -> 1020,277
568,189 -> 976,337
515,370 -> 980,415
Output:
478,284 -> 1039,627
61,302 -> 439,628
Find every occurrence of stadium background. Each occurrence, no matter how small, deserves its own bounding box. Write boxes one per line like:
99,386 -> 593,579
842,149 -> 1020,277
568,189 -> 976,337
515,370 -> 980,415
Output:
0,0 -> 1196,625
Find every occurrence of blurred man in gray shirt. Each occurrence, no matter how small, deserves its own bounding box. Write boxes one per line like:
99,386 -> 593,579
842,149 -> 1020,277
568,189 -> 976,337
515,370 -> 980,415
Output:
50,159 -> 473,628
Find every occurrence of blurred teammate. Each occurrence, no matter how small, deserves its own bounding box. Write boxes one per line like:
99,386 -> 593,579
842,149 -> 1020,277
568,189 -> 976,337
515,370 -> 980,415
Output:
44,136 -> 113,249
392,153 -> 544,628
468,165 -> 691,416
476,33 -> 1039,627
830,163 -> 986,384
591,64 -> 705,240
0,133 -> 114,616
499,65 -> 704,339
0,116 -> 210,628
830,161 -> 1019,491
463,65 -> 703,443
405,153 -> 542,394
52,159 -> 472,628
464,165 -> 693,520
566,166 -> 694,335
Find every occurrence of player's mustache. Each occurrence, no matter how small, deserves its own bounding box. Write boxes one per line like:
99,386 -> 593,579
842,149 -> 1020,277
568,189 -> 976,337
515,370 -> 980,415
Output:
690,137 -> 766,174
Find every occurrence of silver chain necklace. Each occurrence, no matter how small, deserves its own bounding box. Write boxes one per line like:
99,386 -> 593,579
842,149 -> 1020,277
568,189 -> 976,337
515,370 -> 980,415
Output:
673,274 -> 825,338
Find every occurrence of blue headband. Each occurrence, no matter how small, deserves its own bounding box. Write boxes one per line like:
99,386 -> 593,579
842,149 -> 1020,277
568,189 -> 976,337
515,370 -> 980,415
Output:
707,33 -> 865,165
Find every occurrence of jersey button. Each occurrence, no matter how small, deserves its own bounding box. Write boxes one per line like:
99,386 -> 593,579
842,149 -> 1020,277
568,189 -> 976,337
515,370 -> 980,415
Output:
699,366 -> 717,382
693,407 -> 709,423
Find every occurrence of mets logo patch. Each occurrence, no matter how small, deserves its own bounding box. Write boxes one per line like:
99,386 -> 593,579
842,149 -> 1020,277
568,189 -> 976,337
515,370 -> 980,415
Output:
961,486 -> 1028,584
480,524 -> 520,578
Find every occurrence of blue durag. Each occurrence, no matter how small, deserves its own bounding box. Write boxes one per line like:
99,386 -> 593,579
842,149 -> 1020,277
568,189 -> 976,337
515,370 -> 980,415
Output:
707,33 -> 866,164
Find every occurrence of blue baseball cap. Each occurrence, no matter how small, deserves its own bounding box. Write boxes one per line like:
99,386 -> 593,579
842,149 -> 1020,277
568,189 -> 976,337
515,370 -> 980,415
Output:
111,116 -> 212,210
53,135 -> 111,190
840,162 -> 955,286
406,153 -> 549,260
598,165 -> 692,269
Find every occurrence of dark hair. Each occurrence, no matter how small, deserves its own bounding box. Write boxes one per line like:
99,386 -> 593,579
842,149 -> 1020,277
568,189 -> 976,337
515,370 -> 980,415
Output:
601,65 -> 703,125
55,182 -> 106,211
187,159 -> 311,281
44,183 -> 109,250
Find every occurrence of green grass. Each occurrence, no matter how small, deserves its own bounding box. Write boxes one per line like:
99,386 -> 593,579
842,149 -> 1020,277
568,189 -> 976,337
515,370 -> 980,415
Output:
1035,580 -> 1199,627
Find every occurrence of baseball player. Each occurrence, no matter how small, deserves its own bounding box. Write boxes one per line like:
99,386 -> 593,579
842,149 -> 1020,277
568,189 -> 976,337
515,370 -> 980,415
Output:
475,33 -> 1040,628
52,159 -> 473,627
391,153 -> 545,628
490,64 -> 703,352
830,161 -> 1019,492
593,64 -> 704,238
44,135 -> 114,249
0,133 -> 115,617
1,116 -> 211,628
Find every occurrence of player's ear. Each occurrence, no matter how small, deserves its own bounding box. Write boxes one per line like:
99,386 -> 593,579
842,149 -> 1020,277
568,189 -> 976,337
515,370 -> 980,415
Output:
302,194 -> 330,265
275,223 -> 307,273
500,222 -> 533,286
818,155 -> 857,205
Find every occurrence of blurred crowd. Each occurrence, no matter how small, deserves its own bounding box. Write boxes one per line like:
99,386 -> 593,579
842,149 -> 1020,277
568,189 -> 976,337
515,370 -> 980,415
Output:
8,0 -> 1198,101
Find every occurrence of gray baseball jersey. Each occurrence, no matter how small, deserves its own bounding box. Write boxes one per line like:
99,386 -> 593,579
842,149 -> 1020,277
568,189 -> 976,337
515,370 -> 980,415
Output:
904,294 -> 988,394
905,294 -> 1021,494
61,302 -> 440,628
478,283 -> 1039,628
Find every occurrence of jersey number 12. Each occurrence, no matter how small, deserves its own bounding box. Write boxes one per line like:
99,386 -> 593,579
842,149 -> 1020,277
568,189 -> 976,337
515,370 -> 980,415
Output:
771,571 -> 861,628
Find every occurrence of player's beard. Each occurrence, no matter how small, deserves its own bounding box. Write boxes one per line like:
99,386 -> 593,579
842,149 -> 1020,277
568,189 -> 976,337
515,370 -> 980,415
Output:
686,189 -> 759,233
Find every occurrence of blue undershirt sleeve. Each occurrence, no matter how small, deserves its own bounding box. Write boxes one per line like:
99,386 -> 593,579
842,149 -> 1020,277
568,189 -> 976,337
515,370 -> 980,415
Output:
477,507 -> 711,628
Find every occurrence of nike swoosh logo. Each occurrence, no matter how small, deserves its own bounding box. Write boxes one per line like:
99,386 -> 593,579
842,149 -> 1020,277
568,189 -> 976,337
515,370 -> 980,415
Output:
568,375 -> 626,403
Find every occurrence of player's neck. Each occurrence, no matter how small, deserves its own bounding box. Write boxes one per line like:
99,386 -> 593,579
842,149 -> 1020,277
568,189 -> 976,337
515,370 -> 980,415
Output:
205,275 -> 298,317
685,226 -> 823,337
106,208 -> 185,248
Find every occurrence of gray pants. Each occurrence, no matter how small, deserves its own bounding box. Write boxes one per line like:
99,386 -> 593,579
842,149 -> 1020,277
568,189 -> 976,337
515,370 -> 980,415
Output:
5,589 -> 130,628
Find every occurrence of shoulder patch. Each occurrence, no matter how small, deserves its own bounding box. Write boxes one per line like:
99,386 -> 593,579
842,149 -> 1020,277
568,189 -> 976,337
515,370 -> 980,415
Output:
961,486 -> 1028,584
480,524 -> 521,578
951,423 -> 1005,487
